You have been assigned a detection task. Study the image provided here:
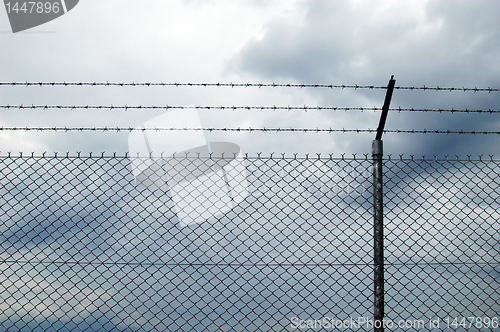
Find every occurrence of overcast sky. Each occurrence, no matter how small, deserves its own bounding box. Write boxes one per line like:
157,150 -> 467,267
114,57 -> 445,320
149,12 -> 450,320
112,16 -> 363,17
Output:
1,0 -> 499,157
1,2 -> 500,331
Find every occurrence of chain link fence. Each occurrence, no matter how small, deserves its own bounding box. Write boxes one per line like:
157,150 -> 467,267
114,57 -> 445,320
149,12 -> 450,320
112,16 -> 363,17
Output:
0,154 -> 499,331
384,156 -> 500,331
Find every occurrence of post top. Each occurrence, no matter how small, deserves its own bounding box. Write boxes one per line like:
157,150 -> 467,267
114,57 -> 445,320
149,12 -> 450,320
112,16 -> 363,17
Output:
372,139 -> 383,155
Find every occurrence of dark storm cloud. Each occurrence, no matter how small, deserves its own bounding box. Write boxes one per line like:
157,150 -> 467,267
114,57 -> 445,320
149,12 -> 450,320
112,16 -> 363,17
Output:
2,2 -> 499,330
231,0 -> 500,156
234,0 -> 500,86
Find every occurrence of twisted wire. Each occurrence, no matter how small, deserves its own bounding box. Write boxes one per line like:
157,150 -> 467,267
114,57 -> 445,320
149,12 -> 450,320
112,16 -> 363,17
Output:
0,105 -> 379,111
1,126 -> 499,134
1,81 -> 499,92
2,105 -> 500,113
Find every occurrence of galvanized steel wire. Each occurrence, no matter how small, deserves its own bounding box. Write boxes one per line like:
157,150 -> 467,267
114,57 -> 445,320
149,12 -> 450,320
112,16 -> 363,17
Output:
2,105 -> 500,113
0,154 -> 498,331
1,126 -> 500,135
2,81 -> 500,92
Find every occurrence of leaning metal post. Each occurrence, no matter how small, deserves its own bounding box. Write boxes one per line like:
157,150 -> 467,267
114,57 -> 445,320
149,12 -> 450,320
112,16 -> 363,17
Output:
373,75 -> 395,332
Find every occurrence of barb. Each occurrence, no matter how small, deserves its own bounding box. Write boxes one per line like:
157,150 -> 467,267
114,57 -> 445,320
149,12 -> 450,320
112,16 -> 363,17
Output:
1,126 -> 499,134
2,105 -> 500,113
1,81 -> 499,92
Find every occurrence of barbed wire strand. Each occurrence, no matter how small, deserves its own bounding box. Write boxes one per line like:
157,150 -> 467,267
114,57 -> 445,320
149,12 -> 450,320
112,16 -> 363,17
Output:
1,82 -> 499,92
0,105 -> 380,112
1,105 -> 500,113
0,126 -> 499,134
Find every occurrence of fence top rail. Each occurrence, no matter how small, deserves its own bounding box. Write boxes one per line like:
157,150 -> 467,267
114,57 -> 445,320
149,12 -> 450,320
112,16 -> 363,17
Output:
0,152 -> 499,161
0,152 -> 370,160
384,154 -> 500,162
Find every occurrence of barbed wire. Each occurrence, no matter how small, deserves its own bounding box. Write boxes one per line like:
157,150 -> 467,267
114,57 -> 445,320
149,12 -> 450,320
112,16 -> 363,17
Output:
391,107 -> 500,114
2,105 -> 499,113
1,81 -> 383,89
1,126 -> 499,134
383,129 -> 500,134
0,105 -> 380,112
1,81 -> 499,92
394,86 -> 499,92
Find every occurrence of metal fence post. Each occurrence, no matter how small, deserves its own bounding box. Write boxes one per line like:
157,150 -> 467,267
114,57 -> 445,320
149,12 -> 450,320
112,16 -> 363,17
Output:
373,75 -> 395,332
372,139 -> 384,332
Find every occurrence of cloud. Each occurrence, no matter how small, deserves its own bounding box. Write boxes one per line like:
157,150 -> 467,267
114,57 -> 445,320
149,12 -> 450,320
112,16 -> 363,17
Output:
233,0 -> 500,86
230,0 -> 500,155
1,2 -> 500,330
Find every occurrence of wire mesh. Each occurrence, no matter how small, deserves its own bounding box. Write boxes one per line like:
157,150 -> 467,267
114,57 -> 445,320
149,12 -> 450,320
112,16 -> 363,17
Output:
0,155 -> 499,331
384,157 -> 500,331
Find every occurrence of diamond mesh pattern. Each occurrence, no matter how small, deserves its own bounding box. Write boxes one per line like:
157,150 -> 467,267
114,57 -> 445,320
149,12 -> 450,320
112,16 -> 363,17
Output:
0,155 -> 498,331
384,157 -> 500,331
